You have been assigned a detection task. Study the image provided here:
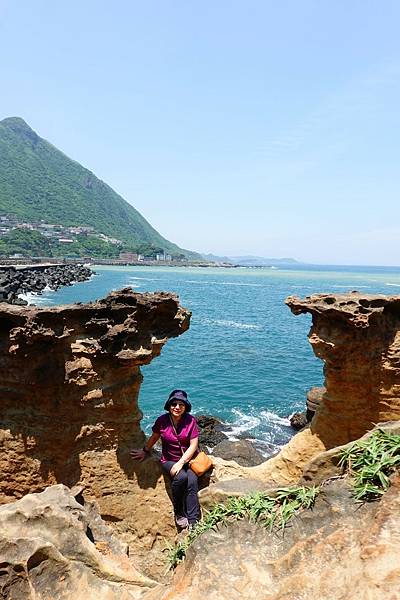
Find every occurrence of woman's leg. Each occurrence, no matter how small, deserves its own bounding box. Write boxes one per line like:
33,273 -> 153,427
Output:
185,468 -> 200,524
161,461 -> 189,518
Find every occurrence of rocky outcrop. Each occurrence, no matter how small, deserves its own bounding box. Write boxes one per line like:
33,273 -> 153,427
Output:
196,415 -> 228,449
152,472 -> 400,600
210,293 -> 400,485
286,293 -> 400,443
0,484 -> 156,599
0,287 -> 190,577
0,264 -> 93,304
157,422 -> 400,600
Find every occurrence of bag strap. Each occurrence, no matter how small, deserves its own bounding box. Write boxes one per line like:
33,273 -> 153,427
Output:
169,416 -> 184,457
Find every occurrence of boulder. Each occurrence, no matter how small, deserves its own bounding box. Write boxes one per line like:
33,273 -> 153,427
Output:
211,439 -> 265,466
0,484 -> 156,599
196,414 -> 228,449
289,411 -> 308,430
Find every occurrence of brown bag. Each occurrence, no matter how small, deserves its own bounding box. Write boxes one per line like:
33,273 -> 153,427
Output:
169,416 -> 212,476
189,451 -> 213,476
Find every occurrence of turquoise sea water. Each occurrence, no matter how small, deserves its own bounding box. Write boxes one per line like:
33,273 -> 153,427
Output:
28,264 -> 400,455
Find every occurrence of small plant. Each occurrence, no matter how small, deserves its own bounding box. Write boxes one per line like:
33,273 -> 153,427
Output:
338,429 -> 400,501
165,485 -> 319,569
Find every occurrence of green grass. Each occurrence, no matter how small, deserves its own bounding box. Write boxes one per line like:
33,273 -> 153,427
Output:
165,485 -> 319,569
338,429 -> 400,501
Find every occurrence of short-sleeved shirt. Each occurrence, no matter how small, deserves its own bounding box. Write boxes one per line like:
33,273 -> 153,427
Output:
152,413 -> 199,463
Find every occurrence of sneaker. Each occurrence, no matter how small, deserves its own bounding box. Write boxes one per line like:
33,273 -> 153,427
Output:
175,515 -> 189,528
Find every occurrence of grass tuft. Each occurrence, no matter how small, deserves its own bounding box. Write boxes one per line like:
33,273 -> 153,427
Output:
165,485 -> 319,569
338,429 -> 400,501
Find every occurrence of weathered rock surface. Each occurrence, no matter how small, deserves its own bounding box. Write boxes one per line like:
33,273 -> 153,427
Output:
211,293 -> 400,486
151,471 -> 400,600
0,287 -> 190,577
0,484 -> 156,599
211,439 -> 264,466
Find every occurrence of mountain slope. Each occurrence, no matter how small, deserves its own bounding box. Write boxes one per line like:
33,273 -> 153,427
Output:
0,117 -> 197,257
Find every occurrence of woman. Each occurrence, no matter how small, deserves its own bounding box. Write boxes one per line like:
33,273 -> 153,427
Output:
130,389 -> 201,529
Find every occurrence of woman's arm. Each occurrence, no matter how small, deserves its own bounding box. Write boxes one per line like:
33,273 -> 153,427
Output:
130,432 -> 160,461
170,437 -> 199,476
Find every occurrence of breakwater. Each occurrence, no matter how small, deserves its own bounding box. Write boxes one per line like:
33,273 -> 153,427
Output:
0,263 -> 93,304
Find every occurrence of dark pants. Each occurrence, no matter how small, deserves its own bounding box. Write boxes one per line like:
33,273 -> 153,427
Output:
161,461 -> 201,524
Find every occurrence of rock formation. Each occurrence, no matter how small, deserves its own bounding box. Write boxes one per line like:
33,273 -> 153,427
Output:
153,457 -> 400,600
0,287 -> 190,577
210,293 -> 400,485
0,484 -> 156,599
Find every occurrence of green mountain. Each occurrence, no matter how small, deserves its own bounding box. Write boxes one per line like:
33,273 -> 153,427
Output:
0,117 -> 198,258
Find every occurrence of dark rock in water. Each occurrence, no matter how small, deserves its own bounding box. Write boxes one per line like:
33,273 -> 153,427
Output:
196,414 -> 229,449
0,264 -> 93,304
289,385 -> 326,430
290,411 -> 308,430
211,439 -> 265,466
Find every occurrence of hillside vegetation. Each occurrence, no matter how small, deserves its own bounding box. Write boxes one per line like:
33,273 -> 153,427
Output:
0,117 -> 197,258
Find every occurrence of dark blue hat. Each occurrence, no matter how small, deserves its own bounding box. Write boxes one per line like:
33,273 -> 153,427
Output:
164,389 -> 191,412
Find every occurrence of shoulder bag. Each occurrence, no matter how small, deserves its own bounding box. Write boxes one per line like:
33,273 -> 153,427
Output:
169,416 -> 213,476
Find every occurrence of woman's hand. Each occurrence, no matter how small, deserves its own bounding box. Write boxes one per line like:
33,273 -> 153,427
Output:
170,459 -> 184,476
130,448 -> 147,461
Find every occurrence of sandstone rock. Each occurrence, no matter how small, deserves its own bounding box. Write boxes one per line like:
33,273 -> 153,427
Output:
150,474 -> 400,600
210,293 -> 400,487
211,439 -> 264,466
0,484 -> 156,599
0,288 -> 190,578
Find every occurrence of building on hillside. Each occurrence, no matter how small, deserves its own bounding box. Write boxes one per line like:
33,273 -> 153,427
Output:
119,252 -> 138,262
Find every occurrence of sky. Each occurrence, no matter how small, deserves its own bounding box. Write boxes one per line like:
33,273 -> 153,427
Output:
1,0 -> 399,265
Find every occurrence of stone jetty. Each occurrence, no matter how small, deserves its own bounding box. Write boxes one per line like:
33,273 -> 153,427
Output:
0,263 -> 93,304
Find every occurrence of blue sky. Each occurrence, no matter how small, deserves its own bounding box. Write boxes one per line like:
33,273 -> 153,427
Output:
1,1 -> 399,265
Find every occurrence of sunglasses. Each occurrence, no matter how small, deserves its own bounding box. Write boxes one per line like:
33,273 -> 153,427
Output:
170,402 -> 185,408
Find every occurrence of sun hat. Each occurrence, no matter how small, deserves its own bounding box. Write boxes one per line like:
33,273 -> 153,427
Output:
164,389 -> 192,412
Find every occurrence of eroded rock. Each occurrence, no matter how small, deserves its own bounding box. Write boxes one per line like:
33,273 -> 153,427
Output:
211,293 -> 400,486
0,484 -> 156,599
151,473 -> 400,600
0,287 -> 190,577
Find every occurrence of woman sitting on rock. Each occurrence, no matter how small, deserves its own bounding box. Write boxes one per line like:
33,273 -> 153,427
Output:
130,389 -> 201,529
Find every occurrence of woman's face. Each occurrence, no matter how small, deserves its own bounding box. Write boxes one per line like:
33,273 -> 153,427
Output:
169,401 -> 186,418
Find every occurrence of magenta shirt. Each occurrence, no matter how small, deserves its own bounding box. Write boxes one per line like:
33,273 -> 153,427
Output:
152,413 -> 199,463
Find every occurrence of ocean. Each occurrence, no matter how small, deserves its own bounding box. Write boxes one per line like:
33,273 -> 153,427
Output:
25,264 -> 400,456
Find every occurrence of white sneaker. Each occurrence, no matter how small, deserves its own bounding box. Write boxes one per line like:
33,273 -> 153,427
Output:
175,515 -> 189,528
